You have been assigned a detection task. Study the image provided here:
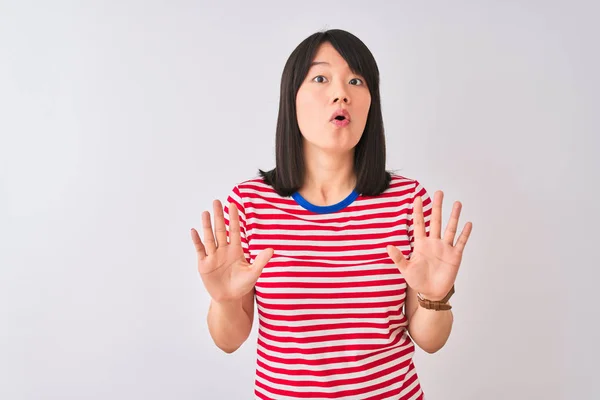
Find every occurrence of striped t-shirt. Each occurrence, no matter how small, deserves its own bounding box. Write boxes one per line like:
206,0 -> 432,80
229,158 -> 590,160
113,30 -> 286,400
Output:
223,173 -> 433,400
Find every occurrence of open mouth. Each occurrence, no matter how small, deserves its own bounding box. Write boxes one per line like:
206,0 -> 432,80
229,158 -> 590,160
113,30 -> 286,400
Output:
330,109 -> 351,126
331,116 -> 350,127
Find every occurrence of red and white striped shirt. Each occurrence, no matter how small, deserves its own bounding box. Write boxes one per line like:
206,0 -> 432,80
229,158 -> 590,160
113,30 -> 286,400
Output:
224,174 -> 432,400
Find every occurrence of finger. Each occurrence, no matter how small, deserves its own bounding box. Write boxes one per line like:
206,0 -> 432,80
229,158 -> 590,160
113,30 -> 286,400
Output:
201,211 -> 217,255
387,245 -> 408,274
430,191 -> 443,239
412,195 -> 426,239
228,203 -> 242,247
443,201 -> 462,245
243,248 -> 274,286
190,228 -> 206,260
454,222 -> 473,254
213,199 -> 227,248
250,248 -> 274,271
234,249 -> 273,293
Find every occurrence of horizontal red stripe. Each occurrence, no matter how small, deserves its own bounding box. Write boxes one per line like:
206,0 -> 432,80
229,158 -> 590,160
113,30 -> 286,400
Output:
257,308 -> 404,322
402,368 -> 422,400
256,330 -> 409,355
256,348 -> 412,379
256,299 -> 402,311
254,388 -> 276,400
255,357 -> 412,398
362,362 -> 420,400
247,199 -> 413,214
263,259 -> 397,268
256,338 -> 413,366
251,229 -> 409,242
251,240 -> 402,252
261,253 -> 394,262
249,220 -> 406,232
256,278 -> 405,289
257,288 -> 405,300
259,318 -> 407,334
259,327 -> 396,345
260,267 -> 399,279
246,210 -> 410,224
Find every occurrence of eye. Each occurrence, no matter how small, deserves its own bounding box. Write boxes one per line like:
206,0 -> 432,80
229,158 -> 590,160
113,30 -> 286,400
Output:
350,78 -> 364,86
312,75 -> 328,83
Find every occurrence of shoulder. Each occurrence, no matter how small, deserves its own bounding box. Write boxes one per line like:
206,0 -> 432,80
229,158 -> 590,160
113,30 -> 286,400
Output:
231,176 -> 276,195
362,173 -> 430,208
385,173 -> 432,218
383,173 -> 424,196
226,176 -> 280,205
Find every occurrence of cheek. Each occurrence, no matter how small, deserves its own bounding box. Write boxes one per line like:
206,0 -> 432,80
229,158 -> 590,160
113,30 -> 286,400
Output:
358,94 -> 372,119
296,90 -> 324,126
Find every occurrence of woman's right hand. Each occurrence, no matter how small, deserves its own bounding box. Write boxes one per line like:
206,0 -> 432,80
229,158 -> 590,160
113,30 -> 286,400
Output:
191,199 -> 273,304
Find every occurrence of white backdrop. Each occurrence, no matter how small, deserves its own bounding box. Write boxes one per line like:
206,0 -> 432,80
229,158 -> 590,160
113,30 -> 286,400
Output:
1,1 -> 598,399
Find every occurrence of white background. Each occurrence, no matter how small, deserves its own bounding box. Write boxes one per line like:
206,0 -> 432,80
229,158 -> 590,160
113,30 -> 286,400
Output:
1,1 -> 598,399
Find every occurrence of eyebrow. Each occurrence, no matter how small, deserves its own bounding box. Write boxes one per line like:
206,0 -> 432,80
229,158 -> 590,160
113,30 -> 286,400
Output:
308,61 -> 362,78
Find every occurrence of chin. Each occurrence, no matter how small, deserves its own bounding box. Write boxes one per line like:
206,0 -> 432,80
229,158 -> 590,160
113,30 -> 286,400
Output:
315,141 -> 358,155
303,132 -> 362,154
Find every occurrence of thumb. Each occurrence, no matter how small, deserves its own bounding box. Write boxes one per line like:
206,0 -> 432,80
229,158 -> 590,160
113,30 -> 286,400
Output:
246,248 -> 274,282
387,245 -> 408,273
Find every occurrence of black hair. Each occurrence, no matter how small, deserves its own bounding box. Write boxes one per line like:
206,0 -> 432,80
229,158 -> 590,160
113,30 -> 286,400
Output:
258,29 -> 392,197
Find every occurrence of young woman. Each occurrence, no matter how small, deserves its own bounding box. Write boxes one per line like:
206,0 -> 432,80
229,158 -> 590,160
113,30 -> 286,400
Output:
191,29 -> 473,400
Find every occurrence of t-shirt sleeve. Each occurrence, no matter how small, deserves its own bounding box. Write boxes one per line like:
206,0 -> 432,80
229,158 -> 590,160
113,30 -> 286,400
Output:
223,185 -> 252,264
407,179 -> 433,259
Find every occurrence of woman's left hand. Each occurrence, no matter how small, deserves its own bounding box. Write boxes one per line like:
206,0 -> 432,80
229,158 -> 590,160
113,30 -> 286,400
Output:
387,191 -> 473,301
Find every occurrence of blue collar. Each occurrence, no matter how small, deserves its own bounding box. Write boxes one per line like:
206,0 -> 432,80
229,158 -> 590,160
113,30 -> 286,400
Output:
291,190 -> 359,214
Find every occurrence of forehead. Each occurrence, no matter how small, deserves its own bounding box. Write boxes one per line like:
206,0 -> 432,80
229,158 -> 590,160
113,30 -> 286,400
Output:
310,42 -> 350,70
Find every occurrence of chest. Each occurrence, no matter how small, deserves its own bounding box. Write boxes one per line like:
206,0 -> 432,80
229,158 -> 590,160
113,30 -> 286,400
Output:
246,207 -> 412,314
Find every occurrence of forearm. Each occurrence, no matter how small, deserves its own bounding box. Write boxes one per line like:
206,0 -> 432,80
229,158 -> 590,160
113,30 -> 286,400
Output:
408,305 -> 453,354
207,298 -> 252,354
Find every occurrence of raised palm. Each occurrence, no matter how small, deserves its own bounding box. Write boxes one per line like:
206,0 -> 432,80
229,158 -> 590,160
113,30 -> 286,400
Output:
191,200 -> 273,303
387,191 -> 473,301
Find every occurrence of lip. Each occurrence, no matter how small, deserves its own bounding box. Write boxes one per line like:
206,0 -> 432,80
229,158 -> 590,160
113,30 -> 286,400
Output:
330,109 -> 351,122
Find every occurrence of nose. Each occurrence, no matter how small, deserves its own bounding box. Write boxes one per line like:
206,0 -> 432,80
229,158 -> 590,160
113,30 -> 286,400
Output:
331,82 -> 350,104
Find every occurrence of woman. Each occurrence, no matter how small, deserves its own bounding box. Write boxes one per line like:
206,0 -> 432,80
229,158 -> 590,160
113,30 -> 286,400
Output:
191,29 -> 473,400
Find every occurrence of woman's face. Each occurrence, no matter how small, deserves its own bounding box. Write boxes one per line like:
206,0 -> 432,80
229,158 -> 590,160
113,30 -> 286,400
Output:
295,42 -> 371,155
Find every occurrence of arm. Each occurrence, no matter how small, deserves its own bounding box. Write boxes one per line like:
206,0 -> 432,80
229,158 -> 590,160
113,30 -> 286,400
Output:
405,285 -> 453,354
207,288 -> 255,354
404,181 -> 451,353
394,180 -> 471,354
205,187 -> 261,354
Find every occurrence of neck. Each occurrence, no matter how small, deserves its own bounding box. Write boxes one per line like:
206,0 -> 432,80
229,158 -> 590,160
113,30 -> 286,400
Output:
299,145 -> 356,206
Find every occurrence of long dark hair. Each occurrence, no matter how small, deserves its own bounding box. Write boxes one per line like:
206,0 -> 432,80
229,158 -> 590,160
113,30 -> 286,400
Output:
259,29 -> 391,197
